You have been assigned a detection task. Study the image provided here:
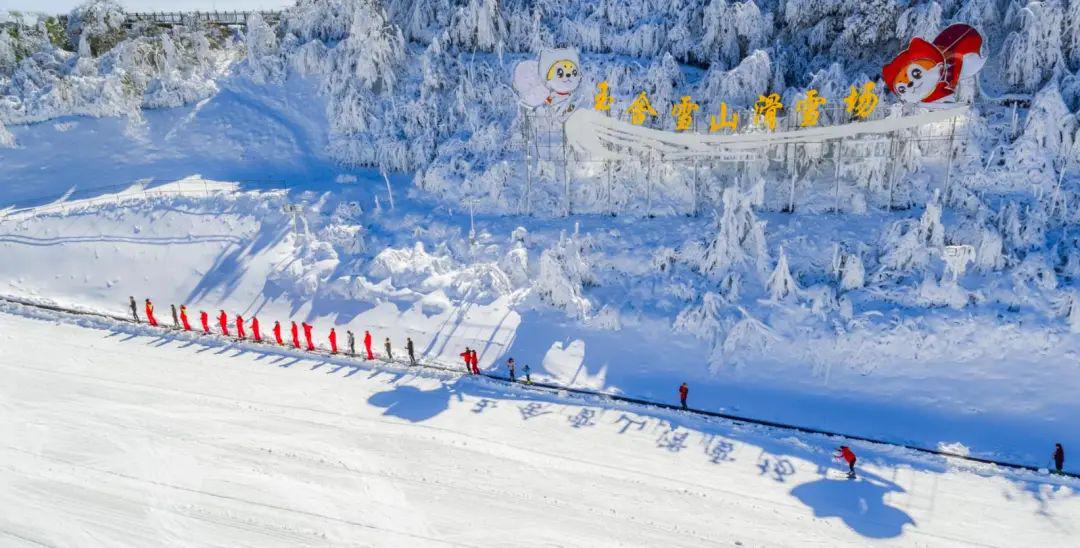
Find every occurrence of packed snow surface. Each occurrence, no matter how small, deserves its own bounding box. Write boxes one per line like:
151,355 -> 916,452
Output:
0,309 -> 1077,546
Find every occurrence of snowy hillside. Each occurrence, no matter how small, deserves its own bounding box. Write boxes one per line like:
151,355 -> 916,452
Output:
1,0 -> 1080,542
1,307 -> 1077,546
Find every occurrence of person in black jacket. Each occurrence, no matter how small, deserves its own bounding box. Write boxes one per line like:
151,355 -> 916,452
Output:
1054,443 -> 1065,473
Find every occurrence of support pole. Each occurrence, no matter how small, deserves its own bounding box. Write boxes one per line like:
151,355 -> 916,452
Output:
942,116 -> 957,203
833,139 -> 843,214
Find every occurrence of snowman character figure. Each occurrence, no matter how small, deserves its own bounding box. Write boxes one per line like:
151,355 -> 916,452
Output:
512,48 -> 583,116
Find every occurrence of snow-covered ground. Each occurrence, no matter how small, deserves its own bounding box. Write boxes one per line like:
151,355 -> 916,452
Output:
1,308 -> 1077,546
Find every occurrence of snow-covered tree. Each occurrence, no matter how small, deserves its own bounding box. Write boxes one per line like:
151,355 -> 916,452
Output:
766,246 -> 799,300
1001,0 -> 1065,91
840,253 -> 865,291
686,186 -> 768,281
243,12 -> 284,84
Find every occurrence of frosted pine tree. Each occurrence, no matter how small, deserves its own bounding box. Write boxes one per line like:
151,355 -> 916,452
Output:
688,187 -> 768,281
766,246 -> 799,301
1001,0 -> 1065,91
840,253 -> 865,291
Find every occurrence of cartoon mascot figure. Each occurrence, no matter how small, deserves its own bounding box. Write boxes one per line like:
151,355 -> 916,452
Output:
512,48 -> 583,116
883,24 -> 985,105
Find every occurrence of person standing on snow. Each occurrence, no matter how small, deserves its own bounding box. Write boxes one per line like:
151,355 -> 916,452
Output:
523,364 -> 532,384
179,305 -> 191,331
251,316 -> 262,342
170,304 -> 179,329
406,337 -> 416,365
347,330 -> 356,356
273,320 -> 283,345
217,310 -> 229,336
678,382 -> 689,410
129,296 -> 139,322
1054,443 -> 1065,473
363,330 -> 374,360
302,322 -> 315,351
236,315 -> 246,340
145,299 -> 158,327
200,310 -> 210,334
460,348 -> 473,373
470,349 -> 479,374
291,321 -> 300,348
507,358 -> 516,382
384,337 -> 393,361
837,446 -> 857,478
329,328 -> 338,354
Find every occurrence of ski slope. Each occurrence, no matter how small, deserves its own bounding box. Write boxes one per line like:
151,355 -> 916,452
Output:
0,308 -> 1076,547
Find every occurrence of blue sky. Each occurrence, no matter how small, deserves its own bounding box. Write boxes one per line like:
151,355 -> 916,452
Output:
2,1 -> 293,15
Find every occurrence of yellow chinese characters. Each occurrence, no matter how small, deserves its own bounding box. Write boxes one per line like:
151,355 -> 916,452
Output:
671,96 -> 700,131
844,82 -> 879,119
593,81 -> 614,111
709,102 -> 739,132
795,89 -> 827,127
627,91 -> 658,125
753,93 -> 783,131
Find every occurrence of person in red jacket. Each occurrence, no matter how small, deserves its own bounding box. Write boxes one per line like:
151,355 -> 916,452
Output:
363,330 -> 374,360
251,317 -> 261,342
290,321 -> 300,348
329,327 -> 338,354
302,322 -> 315,351
470,349 -> 479,374
200,310 -> 210,333
678,382 -> 688,409
145,299 -> 158,327
273,320 -> 283,345
236,315 -> 246,339
179,305 -> 192,331
218,310 -> 229,336
460,347 -> 473,374
837,446 -> 857,478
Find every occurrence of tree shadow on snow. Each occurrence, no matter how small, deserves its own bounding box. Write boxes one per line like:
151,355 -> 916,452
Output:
367,381 -> 463,423
789,468 -> 915,539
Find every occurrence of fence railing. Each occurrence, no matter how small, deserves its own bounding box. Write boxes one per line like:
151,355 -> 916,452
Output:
125,10 -> 283,28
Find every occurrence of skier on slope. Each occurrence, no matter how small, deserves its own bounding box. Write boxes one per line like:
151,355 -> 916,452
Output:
145,299 -> 157,327
236,315 -> 246,340
200,310 -> 210,333
251,316 -> 261,342
129,296 -> 139,322
507,357 -> 516,382
364,330 -> 374,360
179,305 -> 192,331
523,364 -> 532,384
837,446 -> 857,478
302,322 -> 315,351
347,330 -> 356,356
469,349 -> 479,374
1054,443 -> 1065,474
460,347 -> 473,373
170,304 -> 179,329
678,382 -> 689,410
218,310 -> 229,336
406,337 -> 416,365
273,320 -> 283,345
384,337 -> 393,361
291,321 -> 300,348
329,328 -> 338,354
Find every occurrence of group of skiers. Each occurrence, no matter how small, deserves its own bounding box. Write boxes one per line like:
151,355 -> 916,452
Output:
131,297 -> 1070,478
130,297 -> 416,364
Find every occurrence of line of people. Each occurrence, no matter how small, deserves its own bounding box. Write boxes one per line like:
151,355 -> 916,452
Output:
132,297 -> 1071,478
130,297 -> 417,364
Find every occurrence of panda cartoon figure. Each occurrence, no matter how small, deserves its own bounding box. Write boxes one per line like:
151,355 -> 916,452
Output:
512,48 -> 583,116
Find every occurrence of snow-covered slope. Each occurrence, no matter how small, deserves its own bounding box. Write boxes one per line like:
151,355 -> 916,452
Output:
0,308 -> 1076,546
1,0 -> 1079,514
